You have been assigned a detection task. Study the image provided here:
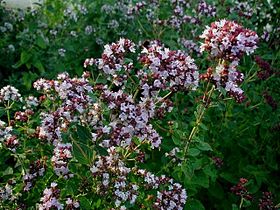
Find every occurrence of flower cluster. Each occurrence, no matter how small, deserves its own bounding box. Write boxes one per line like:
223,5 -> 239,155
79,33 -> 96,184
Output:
137,169 -> 187,210
90,147 -> 187,209
65,197 -> 80,210
230,178 -> 252,201
36,72 -> 97,145
85,38 -> 136,86
100,89 -> 162,148
39,182 -> 63,210
198,1 -> 216,17
0,120 -> 19,152
200,61 -> 246,102
200,19 -> 258,62
255,56 -> 273,80
14,109 -> 34,122
138,41 -> 199,95
181,38 -> 202,56
90,147 -> 138,209
51,143 -> 73,179
263,91 -> 277,111
258,192 -> 276,210
230,1 -> 253,19
200,20 -> 259,102
0,85 -> 22,103
23,159 -> 46,191
0,183 -> 15,203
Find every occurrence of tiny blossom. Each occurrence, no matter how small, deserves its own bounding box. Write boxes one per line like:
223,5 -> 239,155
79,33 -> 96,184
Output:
58,48 -> 66,57
70,30 -> 77,37
108,19 -> 119,29
51,143 -> 73,179
0,85 -> 22,103
85,25 -> 93,35
39,183 -> 64,210
200,19 -> 258,62
8,44 -> 15,52
24,95 -> 39,108
65,197 -> 80,209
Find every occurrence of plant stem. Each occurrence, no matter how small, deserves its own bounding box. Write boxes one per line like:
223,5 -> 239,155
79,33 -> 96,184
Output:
155,91 -> 173,105
184,85 -> 215,157
239,197 -> 244,209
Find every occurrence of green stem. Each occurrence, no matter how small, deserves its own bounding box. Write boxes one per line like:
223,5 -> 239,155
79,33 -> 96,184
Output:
155,91 -> 173,105
239,197 -> 244,209
184,85 -> 215,157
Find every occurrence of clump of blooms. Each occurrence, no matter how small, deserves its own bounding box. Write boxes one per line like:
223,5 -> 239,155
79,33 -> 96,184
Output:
51,143 -> 73,179
0,85 -> 22,103
230,178 -> 252,201
263,91 -> 277,111
200,19 -> 258,62
65,198 -> 80,209
90,147 -> 138,209
23,159 -> 46,191
99,88 -> 163,148
230,1 -> 253,19
200,20 -> 259,103
14,109 -> 34,122
200,61 -> 246,102
255,56 -> 273,80
198,0 -> 216,17
181,38 -> 202,56
90,147 -> 187,209
38,182 -> 63,210
84,38 -> 136,86
36,72 -> 98,145
259,192 -> 276,210
0,120 -> 19,152
137,169 -> 187,210
0,183 -> 15,202
138,41 -> 199,95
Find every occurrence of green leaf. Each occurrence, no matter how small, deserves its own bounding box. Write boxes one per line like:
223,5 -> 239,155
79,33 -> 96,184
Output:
76,125 -> 92,145
188,148 -> 200,156
79,197 -> 92,209
197,141 -> 212,151
185,199 -> 205,210
20,51 -> 32,64
33,60 -> 45,73
172,133 -> 181,146
200,123 -> 208,131
72,142 -> 94,165
36,35 -> 47,49
2,167 -> 13,176
232,204 -> 239,210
